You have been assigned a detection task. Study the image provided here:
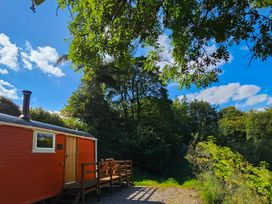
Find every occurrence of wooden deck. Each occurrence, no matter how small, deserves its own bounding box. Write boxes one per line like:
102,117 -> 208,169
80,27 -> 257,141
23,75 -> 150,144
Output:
54,159 -> 133,204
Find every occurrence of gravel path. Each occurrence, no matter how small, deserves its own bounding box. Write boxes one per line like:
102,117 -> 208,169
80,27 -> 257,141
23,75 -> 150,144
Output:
85,186 -> 202,204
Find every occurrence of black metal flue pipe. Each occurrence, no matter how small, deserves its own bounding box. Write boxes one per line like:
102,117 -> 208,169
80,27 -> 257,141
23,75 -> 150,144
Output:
20,90 -> 32,121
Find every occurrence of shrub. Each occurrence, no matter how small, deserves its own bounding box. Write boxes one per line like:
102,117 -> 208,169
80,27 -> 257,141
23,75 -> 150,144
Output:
186,140 -> 272,204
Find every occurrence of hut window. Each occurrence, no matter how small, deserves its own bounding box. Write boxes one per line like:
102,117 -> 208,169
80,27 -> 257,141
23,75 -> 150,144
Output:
33,131 -> 55,153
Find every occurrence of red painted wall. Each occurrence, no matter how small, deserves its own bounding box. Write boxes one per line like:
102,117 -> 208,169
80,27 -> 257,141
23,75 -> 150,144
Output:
77,138 -> 96,181
0,125 -> 96,204
0,125 -> 65,204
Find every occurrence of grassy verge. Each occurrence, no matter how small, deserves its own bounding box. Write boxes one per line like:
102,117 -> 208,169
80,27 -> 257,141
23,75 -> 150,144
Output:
133,169 -> 211,203
133,155 -> 194,188
134,177 -> 182,188
181,177 -> 219,204
134,175 -> 209,203
133,167 -> 187,188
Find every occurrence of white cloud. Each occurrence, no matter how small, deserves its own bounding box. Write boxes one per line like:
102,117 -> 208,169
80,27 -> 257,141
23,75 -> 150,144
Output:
0,34 -> 65,77
245,94 -> 268,106
267,97 -> 272,105
180,83 -> 240,105
48,110 -> 61,115
156,34 -> 232,73
21,42 -> 65,77
0,69 -> 8,75
21,42 -> 33,70
256,107 -> 266,112
156,34 -> 175,69
103,54 -> 114,64
179,83 -> 272,109
167,82 -> 178,87
0,79 -> 18,100
0,33 -> 18,70
232,85 -> 260,100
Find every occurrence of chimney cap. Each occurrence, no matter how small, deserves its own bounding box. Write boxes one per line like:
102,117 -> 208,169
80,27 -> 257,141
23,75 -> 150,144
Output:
22,90 -> 32,95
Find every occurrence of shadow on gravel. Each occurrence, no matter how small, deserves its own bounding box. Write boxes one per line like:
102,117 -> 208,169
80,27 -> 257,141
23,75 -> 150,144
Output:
86,186 -> 164,204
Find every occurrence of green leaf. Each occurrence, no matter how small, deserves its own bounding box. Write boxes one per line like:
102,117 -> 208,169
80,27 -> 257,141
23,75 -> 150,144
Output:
34,0 -> 45,6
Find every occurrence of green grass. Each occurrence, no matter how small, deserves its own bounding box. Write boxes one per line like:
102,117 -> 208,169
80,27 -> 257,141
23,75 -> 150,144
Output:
181,179 -> 201,189
133,167 -> 185,188
134,177 -> 182,188
133,155 -> 194,188
181,178 -> 215,204
133,169 -> 207,202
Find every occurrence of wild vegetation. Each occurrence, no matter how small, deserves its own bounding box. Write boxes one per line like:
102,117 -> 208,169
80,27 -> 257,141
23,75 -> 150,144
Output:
186,140 -> 272,204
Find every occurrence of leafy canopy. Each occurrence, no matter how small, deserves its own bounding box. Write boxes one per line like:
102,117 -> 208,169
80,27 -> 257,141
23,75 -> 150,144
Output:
0,96 -> 21,116
53,0 -> 272,88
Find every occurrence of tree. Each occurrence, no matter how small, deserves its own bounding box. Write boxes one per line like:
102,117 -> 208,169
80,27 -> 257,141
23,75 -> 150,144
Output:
188,100 -> 219,140
246,109 -> 272,142
172,99 -> 218,143
217,107 -> 272,165
54,0 -> 272,88
30,108 -> 65,127
219,106 -> 244,119
63,58 -> 178,172
218,106 -> 246,143
30,108 -> 87,131
0,96 -> 20,116
172,99 -> 193,144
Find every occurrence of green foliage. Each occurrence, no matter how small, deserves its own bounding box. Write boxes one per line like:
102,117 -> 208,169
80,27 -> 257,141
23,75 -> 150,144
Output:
251,0 -> 272,8
62,117 -> 88,132
120,126 -> 171,172
56,0 -> 272,88
218,108 -> 272,165
246,109 -> 272,141
218,106 -> 246,143
30,108 -> 65,127
0,96 -> 21,116
188,100 -> 219,140
173,98 -> 219,143
197,173 -> 225,204
30,108 -> 87,131
219,106 -> 244,119
186,141 -> 272,204
34,0 -> 45,6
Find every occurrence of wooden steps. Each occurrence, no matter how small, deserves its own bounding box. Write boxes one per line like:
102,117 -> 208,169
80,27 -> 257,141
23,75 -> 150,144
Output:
52,188 -> 81,204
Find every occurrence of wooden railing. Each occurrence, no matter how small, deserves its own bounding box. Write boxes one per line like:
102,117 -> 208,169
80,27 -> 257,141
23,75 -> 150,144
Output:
80,162 -> 99,203
80,159 -> 133,203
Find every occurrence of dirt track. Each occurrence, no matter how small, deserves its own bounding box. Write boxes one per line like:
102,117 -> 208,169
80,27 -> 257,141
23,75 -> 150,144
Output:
85,186 -> 202,204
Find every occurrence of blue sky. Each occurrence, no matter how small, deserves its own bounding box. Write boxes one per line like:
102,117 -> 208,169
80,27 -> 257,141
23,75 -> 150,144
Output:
0,0 -> 271,112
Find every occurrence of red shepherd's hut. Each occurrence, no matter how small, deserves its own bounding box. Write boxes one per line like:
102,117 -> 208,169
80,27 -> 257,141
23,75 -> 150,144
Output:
0,91 -> 97,204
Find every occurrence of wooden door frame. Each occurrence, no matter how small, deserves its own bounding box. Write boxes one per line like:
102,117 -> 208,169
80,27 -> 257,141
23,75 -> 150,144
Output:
64,136 -> 77,184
